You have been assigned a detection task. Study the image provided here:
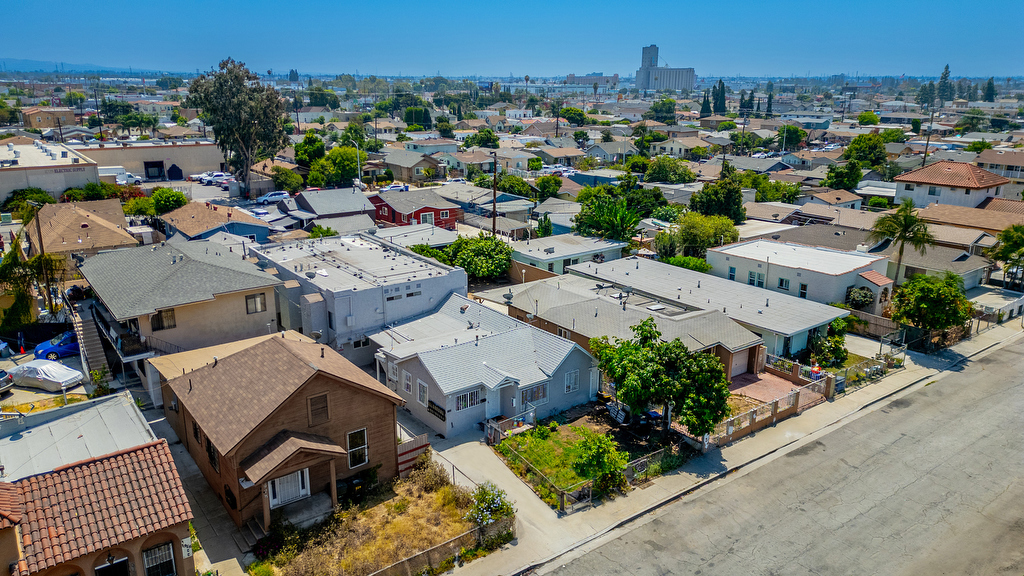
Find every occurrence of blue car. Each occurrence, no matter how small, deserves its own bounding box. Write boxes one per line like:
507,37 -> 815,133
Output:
34,331 -> 79,360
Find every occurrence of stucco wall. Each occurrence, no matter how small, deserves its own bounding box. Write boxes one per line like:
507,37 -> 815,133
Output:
139,288 -> 279,351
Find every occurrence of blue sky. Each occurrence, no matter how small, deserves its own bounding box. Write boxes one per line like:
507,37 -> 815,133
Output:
5,0 -> 1022,78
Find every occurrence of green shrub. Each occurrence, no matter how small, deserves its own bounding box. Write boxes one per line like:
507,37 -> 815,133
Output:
246,561 -> 274,576
151,187 -> 188,214
464,482 -> 515,526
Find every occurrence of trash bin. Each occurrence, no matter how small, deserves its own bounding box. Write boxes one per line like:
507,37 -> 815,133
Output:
0,342 -> 10,358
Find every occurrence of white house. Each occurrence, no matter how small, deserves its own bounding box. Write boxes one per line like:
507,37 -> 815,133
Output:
505,109 -> 534,120
893,160 -> 1010,208
511,234 -> 627,274
706,239 -> 893,314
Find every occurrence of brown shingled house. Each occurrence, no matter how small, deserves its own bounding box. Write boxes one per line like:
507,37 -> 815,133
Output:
159,332 -> 403,531
26,199 -> 139,259
0,441 -> 193,576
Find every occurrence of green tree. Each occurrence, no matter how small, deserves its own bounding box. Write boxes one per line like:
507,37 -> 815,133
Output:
663,255 -> 712,273
306,159 -> 329,188
892,273 -> 974,331
535,174 -> 562,201
965,140 -> 993,152
689,179 -> 745,224
601,130 -> 614,143
464,128 -> 500,149
937,64 -> 954,104
561,107 -> 587,126
880,128 -> 907,143
983,77 -> 996,102
869,198 -> 936,285
320,146 -> 367,187
294,130 -> 325,167
537,213 -> 553,237
821,159 -> 862,190
568,426 -> 628,490
307,86 -> 339,109
673,212 -> 739,258
436,120 -> 454,139
151,187 -> 188,214
123,197 -> 156,216
590,318 -> 731,438
716,121 -> 737,131
185,58 -> 288,192
844,133 -> 887,168
732,171 -> 799,203
624,155 -> 651,174
497,174 -> 529,196
867,196 -> 890,208
645,156 -> 696,184
528,157 -> 542,171
270,166 -> 303,192
308,225 -> 338,238
642,98 -> 677,124
857,111 -> 879,125
955,108 -> 987,133
988,224 -> 1024,290
446,234 -> 513,279
776,125 -> 806,151
572,196 -> 640,242
572,130 -> 590,148
650,204 -> 683,223
911,118 -> 921,134
699,91 -> 712,118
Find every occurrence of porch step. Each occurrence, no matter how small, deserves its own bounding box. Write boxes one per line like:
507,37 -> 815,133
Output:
242,518 -> 267,550
73,302 -> 111,383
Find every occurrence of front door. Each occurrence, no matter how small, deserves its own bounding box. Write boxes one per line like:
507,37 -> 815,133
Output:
269,468 -> 310,509
486,386 -> 501,419
421,212 -> 434,226
96,559 -> 130,576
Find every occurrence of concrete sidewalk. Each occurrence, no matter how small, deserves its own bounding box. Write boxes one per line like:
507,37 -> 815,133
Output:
446,323 -> 1024,576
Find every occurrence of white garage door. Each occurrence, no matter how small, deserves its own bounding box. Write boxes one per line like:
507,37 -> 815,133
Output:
730,348 -> 750,378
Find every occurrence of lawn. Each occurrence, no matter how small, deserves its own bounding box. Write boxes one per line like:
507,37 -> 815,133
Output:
252,457 -> 513,576
838,351 -> 870,370
0,394 -> 87,414
727,394 -> 763,417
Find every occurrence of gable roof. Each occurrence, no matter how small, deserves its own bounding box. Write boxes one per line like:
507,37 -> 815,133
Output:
162,201 -> 269,238
916,203 -> 1024,232
166,337 -> 401,454
975,148 -> 1024,167
743,201 -> 801,222
894,160 -> 1009,189
588,141 -> 638,155
79,241 -> 280,320
25,199 -> 137,254
11,440 -> 191,576
376,189 -> 459,214
383,149 -> 437,169
858,270 -> 892,287
295,188 -> 374,215
811,189 -> 863,205
976,197 -> 1024,214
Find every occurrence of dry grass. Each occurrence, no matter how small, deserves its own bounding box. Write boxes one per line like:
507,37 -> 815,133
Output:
280,462 -> 474,576
727,394 -> 763,416
0,394 -> 87,414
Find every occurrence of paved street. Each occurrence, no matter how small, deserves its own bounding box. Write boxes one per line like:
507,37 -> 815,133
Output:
541,340 -> 1024,576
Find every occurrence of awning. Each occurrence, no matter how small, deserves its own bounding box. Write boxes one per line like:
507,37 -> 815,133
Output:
240,430 -> 346,485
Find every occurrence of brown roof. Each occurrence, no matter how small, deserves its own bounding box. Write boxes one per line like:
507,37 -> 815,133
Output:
916,203 -> 1024,233
26,199 -> 137,255
894,160 -> 1010,190
858,270 -> 892,287
0,483 -> 22,530
240,431 -> 345,484
811,189 -> 863,205
976,197 -> 1024,215
161,201 -> 269,238
166,337 -> 402,454
975,148 -> 1024,167
790,150 -> 844,160
0,136 -> 37,146
539,147 -> 585,157
12,440 -> 191,576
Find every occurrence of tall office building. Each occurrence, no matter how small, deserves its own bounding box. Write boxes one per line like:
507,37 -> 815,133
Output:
635,44 -> 695,92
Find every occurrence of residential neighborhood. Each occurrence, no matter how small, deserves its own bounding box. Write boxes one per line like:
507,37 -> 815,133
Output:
0,19 -> 1023,576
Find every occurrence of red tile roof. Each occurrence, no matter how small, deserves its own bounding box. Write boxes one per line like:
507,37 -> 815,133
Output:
0,483 -> 23,529
894,160 -> 1009,190
12,440 -> 191,576
859,270 -> 892,287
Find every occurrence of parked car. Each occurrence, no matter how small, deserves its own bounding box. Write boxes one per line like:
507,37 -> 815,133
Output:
190,171 -> 212,181
0,369 -> 12,396
65,285 -> 85,302
201,172 -> 227,185
34,331 -> 79,360
444,178 -> 467,185
209,174 -> 234,185
379,183 -> 409,192
254,191 -> 290,205
116,172 -> 142,185
8,360 -> 84,392
220,178 -> 237,190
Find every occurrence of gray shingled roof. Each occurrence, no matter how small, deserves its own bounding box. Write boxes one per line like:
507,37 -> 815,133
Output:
383,150 -> 432,168
80,241 -> 281,320
296,188 -> 374,216
377,189 -> 458,215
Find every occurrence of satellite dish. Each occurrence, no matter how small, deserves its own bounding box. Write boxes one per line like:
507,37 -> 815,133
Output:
771,234 -> 781,240
311,331 -> 322,341
305,271 -> 316,278
257,260 -> 270,269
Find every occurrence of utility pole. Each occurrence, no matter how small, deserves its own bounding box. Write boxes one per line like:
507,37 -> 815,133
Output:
921,109 -> 935,168
491,151 -> 498,236
26,201 -> 53,314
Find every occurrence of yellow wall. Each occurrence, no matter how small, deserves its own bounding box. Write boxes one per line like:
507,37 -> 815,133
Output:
139,288 -> 278,350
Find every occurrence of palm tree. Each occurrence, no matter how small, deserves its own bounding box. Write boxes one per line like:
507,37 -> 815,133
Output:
869,198 -> 936,285
987,224 -> 1024,291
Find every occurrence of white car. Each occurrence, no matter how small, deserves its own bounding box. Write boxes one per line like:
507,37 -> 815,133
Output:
254,191 -> 290,205
190,171 -> 213,181
8,359 -> 84,393
823,144 -> 841,151
443,178 -> 467,185
201,172 -> 228,185
116,172 -> 142,185
380,183 -> 409,192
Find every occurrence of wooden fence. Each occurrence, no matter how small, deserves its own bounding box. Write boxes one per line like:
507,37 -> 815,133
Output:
848,309 -> 899,338
396,434 -> 430,478
508,260 -> 559,284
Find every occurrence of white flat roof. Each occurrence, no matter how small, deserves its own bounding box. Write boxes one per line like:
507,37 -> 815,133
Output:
0,142 -> 95,168
511,233 -> 627,262
735,221 -> 799,240
711,239 -> 884,275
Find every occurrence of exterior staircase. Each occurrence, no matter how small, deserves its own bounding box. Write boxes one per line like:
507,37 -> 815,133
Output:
72,301 -> 111,384
242,518 -> 268,550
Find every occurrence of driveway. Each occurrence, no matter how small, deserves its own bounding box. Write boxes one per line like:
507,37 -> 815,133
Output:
543,339 -> 1024,575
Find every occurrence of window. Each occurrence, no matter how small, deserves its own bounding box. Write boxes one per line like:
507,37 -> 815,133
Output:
996,186 -> 1002,196
142,543 -> 175,576
352,336 -> 370,348
205,436 -> 219,472
778,278 -> 790,291
571,258 -> 579,265
381,206 -> 388,215
548,263 -> 554,272
347,429 -> 368,469
799,283 -> 808,299
521,383 -> 548,406
728,266 -> 736,281
327,311 -> 335,330
748,271 -> 756,286
564,370 -> 580,394
246,293 -> 267,314
557,327 -> 571,338
415,167 -> 423,175
904,184 -> 914,191
402,371 -> 412,393
928,186 -> 940,196
407,291 -> 421,298
388,362 -> 398,381
151,309 -> 176,331
308,393 -> 329,426
386,294 -> 402,301
418,380 -> 428,406
756,273 -> 765,288
455,390 -> 480,411
440,210 -> 449,219
192,421 -> 200,443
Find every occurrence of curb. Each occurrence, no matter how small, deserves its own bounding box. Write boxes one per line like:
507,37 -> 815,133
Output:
511,329 -> 1023,576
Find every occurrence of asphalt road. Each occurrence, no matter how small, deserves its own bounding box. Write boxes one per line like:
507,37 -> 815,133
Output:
543,340 -> 1024,576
